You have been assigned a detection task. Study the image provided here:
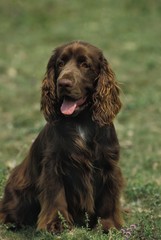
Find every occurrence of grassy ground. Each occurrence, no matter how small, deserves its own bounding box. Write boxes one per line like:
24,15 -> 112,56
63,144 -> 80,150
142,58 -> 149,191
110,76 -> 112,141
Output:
0,0 -> 161,239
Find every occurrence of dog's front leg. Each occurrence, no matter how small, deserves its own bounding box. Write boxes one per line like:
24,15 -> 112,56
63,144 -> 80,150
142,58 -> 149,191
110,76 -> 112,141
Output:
37,164 -> 73,233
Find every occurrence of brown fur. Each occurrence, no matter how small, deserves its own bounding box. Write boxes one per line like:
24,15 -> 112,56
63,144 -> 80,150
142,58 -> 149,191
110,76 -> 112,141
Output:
0,41 -> 124,233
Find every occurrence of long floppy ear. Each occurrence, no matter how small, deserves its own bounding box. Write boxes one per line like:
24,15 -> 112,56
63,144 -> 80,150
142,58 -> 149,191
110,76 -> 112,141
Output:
92,57 -> 122,126
41,54 -> 57,122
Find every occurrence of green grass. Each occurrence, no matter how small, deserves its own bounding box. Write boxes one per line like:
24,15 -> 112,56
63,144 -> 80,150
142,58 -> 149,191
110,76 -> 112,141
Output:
0,0 -> 161,239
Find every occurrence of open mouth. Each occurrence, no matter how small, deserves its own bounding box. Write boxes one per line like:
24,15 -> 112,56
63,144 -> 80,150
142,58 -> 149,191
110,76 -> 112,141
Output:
60,96 -> 87,115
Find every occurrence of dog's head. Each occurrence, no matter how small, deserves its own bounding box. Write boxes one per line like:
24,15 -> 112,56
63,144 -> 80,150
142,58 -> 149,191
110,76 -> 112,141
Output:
41,41 -> 121,126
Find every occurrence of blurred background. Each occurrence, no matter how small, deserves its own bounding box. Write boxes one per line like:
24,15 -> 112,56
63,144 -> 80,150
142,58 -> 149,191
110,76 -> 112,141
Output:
0,0 -> 161,239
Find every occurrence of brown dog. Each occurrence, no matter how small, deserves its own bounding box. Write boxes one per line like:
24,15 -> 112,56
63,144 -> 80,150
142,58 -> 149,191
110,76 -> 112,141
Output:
0,41 -> 124,233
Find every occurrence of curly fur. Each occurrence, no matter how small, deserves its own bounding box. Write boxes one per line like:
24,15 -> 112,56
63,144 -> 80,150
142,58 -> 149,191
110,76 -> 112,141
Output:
92,58 -> 121,126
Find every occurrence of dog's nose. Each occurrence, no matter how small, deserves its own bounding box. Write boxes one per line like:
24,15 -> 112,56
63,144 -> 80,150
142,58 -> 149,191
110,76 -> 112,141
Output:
58,79 -> 72,88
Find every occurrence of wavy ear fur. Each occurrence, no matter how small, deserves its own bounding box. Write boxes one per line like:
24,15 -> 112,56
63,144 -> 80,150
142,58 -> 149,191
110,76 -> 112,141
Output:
92,58 -> 122,126
41,54 -> 57,122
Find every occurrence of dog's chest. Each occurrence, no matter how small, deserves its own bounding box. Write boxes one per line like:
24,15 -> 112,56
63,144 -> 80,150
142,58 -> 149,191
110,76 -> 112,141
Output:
77,126 -> 86,140
76,124 -> 95,146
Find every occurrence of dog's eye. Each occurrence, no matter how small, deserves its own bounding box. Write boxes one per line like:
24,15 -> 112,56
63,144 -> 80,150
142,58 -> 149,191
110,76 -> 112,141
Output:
57,60 -> 64,68
80,62 -> 90,69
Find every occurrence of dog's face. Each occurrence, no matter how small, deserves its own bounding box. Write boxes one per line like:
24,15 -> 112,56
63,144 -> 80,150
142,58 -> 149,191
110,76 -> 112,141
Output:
41,41 -> 121,125
55,42 -> 102,116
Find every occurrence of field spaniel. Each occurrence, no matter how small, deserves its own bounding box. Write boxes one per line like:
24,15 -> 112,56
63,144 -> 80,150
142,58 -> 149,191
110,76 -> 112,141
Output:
0,41 -> 124,233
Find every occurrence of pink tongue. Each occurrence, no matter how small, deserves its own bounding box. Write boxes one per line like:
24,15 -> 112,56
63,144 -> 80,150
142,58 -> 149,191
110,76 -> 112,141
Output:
61,99 -> 77,115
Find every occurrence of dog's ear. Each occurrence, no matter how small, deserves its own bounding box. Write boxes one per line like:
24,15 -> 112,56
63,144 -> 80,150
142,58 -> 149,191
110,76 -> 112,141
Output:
92,57 -> 122,126
41,53 -> 58,122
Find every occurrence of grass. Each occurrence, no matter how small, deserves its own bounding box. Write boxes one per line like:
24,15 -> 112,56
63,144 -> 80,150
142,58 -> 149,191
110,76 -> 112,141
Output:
0,0 -> 161,239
